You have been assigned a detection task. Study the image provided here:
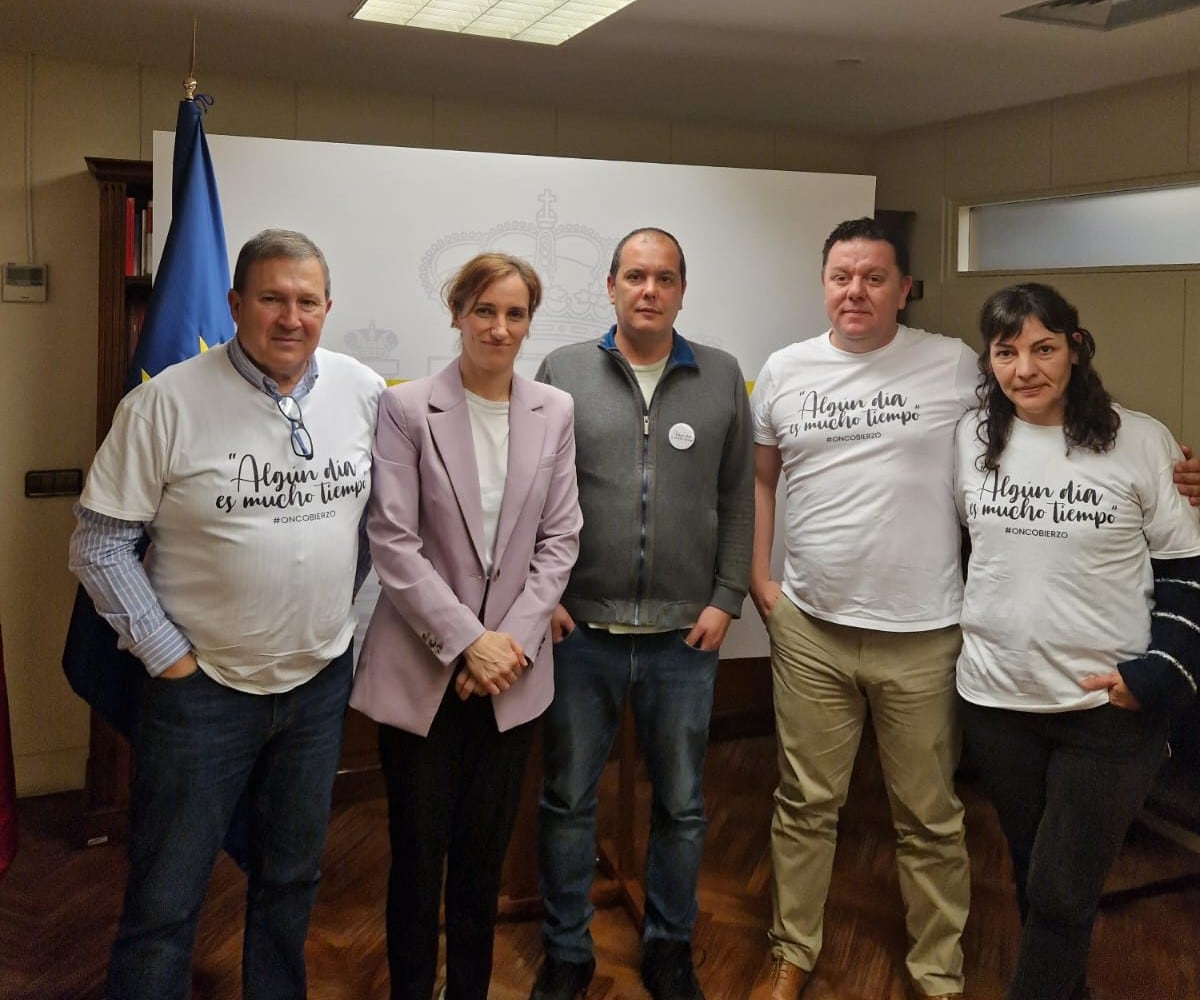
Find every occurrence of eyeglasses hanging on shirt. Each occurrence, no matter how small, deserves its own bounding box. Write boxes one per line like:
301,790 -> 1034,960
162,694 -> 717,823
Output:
275,394 -> 314,460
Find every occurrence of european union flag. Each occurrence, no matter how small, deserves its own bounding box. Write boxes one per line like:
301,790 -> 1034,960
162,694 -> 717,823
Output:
125,96 -> 232,391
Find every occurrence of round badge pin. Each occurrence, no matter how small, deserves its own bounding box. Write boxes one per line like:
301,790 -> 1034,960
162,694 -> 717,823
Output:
668,422 -> 696,450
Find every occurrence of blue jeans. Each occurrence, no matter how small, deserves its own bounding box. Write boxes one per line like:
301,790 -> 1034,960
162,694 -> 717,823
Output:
960,697 -> 1168,1000
537,625 -> 719,962
106,647 -> 352,1000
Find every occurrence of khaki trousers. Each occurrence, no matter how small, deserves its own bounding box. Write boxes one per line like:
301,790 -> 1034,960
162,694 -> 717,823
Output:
765,596 -> 969,996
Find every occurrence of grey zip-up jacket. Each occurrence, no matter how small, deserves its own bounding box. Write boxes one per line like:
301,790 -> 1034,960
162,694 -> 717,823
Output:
536,327 -> 753,628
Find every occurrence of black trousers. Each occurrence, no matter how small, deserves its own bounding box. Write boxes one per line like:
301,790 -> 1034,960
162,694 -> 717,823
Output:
960,697 -> 1167,1000
379,681 -> 535,1000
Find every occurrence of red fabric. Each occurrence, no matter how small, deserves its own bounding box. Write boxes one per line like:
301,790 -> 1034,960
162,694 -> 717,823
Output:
0,622 -> 16,879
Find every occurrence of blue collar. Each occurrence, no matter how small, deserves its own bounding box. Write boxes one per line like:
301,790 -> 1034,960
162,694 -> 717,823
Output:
598,326 -> 698,370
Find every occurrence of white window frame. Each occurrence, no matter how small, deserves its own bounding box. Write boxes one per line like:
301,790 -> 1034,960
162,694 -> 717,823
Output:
956,180 -> 1200,273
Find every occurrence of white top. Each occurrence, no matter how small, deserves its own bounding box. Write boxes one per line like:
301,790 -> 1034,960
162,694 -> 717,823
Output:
955,405 -> 1200,712
751,325 -> 979,631
81,344 -> 384,693
629,356 -> 668,407
465,389 -> 510,574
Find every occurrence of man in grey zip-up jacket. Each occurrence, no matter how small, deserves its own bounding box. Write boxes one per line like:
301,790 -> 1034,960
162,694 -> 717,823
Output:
528,227 -> 753,1000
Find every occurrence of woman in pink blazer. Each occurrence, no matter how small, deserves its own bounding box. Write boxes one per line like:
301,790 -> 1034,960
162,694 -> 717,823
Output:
350,253 -> 581,1000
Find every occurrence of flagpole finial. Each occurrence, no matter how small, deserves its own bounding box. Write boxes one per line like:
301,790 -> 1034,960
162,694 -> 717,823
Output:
183,18 -> 198,101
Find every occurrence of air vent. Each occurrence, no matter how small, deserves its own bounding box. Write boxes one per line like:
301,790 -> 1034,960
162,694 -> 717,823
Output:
1005,0 -> 1200,30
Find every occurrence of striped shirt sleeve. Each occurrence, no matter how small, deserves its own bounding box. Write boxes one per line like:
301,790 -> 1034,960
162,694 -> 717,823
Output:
68,504 -> 191,677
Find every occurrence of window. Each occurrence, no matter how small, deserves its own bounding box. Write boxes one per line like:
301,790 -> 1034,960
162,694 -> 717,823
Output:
957,182 -> 1200,272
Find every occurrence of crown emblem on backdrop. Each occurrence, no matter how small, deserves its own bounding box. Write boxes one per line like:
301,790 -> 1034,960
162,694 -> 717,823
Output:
418,189 -> 614,344
344,320 -> 401,378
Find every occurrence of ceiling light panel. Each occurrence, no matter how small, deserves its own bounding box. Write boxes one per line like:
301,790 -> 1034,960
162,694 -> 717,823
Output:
1004,0 -> 1200,31
352,0 -> 638,45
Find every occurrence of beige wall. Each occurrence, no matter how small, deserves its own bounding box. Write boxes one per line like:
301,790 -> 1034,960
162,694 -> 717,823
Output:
0,49 -> 874,797
876,71 -> 1200,443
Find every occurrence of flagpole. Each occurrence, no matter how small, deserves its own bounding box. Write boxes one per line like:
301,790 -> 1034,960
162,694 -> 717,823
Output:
121,17 -> 231,389
184,18 -> 197,100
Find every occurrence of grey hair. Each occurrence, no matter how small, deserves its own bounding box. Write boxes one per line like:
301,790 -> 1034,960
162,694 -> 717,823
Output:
232,229 -> 331,298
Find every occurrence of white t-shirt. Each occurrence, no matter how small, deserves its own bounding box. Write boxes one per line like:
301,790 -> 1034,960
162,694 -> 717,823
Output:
629,356 -> 668,407
955,406 -> 1200,712
751,326 -> 978,631
464,389 -> 510,574
81,344 -> 384,693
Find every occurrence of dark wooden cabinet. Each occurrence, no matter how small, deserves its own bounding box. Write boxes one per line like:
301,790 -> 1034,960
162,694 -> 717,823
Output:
85,157 -> 151,447
79,158 -> 151,845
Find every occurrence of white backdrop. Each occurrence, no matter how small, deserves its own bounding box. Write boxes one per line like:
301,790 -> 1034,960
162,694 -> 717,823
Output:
154,132 -> 876,658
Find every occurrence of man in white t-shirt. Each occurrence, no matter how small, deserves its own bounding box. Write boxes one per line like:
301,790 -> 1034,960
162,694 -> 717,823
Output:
70,229 -> 384,1000
748,217 -> 973,1000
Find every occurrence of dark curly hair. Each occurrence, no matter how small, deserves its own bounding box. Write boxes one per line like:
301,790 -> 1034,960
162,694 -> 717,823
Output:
975,282 -> 1118,471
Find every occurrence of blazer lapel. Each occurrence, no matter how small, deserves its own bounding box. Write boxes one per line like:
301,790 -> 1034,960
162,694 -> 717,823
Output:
492,375 -> 545,570
427,363 -> 487,568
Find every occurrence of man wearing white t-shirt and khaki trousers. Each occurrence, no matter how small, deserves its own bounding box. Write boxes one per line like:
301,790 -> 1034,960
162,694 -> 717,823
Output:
747,218 -> 974,1000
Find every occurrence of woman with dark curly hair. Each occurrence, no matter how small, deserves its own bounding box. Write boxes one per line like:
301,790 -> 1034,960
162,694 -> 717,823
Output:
954,282 -> 1200,1000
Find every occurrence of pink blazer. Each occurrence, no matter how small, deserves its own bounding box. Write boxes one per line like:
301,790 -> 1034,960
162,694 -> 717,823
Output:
349,361 -> 581,735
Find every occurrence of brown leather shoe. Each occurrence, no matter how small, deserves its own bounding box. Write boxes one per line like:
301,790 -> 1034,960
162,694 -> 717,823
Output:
748,955 -> 810,1000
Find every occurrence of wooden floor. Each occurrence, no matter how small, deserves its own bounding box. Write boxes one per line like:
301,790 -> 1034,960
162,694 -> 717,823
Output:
3,734 -> 1199,1000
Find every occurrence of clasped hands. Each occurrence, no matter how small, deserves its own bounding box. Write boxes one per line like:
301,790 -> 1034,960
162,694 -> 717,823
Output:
455,629 -> 526,700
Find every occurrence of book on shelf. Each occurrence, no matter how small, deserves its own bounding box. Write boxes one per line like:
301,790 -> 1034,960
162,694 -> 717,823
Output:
132,207 -> 142,277
123,197 -> 135,277
124,198 -> 155,278
140,202 -> 153,277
